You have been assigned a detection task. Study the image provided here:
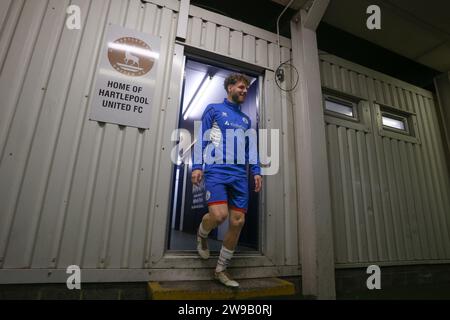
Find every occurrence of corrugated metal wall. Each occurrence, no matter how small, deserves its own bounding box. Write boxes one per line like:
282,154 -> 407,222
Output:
0,0 -> 298,281
184,6 -> 291,72
320,53 -> 450,265
0,0 -> 181,271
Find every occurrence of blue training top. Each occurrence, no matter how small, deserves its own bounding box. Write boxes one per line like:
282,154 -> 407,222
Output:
192,98 -> 261,177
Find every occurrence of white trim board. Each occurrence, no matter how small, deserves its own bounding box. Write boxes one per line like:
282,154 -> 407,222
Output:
0,266 -> 301,284
141,0 -> 179,11
335,259 -> 450,269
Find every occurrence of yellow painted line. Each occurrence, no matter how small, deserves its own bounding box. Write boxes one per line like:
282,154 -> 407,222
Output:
149,282 -> 235,300
236,279 -> 295,299
148,278 -> 295,300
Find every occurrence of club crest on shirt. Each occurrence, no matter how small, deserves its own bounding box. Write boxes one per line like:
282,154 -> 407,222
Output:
242,117 -> 248,124
222,112 -> 228,117
205,190 -> 211,201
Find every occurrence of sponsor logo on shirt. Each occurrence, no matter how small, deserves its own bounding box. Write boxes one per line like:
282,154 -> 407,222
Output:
226,122 -> 246,129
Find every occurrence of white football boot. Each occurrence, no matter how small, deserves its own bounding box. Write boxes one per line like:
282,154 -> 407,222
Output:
196,233 -> 210,259
214,271 -> 239,287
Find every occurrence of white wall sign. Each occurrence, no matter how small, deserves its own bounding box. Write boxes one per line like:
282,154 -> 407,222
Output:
89,24 -> 161,129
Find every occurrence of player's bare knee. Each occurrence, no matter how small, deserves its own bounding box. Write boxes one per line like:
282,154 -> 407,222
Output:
231,215 -> 245,228
211,211 -> 228,225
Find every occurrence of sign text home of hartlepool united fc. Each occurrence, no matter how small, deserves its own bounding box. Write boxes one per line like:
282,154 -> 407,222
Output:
89,24 -> 161,129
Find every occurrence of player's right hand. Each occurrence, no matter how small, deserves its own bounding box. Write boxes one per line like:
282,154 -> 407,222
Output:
191,169 -> 203,186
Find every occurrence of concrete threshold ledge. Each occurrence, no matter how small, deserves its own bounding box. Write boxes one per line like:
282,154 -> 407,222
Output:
149,278 -> 295,300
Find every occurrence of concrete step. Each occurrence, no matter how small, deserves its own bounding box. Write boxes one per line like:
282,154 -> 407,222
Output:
148,277 -> 296,300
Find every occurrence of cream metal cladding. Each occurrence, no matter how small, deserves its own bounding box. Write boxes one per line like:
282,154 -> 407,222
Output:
0,0 -> 298,283
320,53 -> 450,266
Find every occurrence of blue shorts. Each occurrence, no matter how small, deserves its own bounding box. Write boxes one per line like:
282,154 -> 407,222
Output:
204,172 -> 249,213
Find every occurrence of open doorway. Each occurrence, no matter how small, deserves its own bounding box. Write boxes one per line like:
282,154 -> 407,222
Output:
168,57 -> 261,252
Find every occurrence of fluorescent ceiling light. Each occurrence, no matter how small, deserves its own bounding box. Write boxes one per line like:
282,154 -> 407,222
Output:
183,74 -> 213,120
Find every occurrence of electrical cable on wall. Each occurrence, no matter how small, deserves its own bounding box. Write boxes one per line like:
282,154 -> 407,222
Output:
275,0 -> 299,92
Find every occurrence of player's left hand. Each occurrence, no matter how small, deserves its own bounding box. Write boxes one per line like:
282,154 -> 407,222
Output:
254,175 -> 262,193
